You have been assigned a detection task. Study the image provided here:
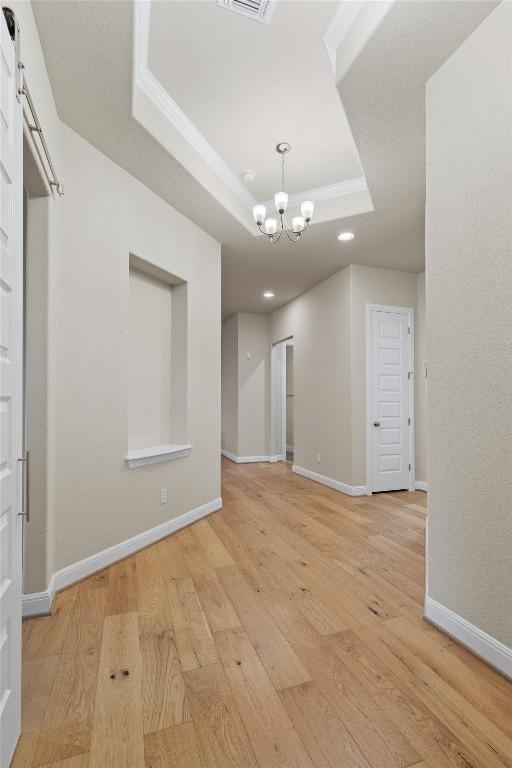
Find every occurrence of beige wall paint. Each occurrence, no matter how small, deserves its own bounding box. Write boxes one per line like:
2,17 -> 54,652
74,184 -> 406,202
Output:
221,313 -> 272,459
220,268 -> 426,486
237,313 -> 271,458
14,0 -> 61,594
24,196 -> 51,592
18,2 -> 221,592
221,315 -> 238,456
49,123 -> 220,582
128,268 -> 173,449
270,267 -> 353,484
426,2 -> 512,645
268,264 -> 426,488
415,272 -> 427,483
349,264 -> 418,487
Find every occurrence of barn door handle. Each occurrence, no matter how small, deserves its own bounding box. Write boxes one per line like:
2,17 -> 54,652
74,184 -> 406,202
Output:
17,451 -> 29,521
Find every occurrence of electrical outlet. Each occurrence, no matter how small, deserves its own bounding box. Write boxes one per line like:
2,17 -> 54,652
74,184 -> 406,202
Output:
316,453 -> 321,463
160,488 -> 168,505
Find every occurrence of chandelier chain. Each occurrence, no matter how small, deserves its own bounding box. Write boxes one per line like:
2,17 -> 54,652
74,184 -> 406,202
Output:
281,152 -> 285,191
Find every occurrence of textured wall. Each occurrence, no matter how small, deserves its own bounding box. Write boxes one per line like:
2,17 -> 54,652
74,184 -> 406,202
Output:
20,0 -> 221,591
270,268 -> 353,484
128,268 -> 173,449
24,197 -> 51,592
349,264 -> 419,487
221,315 -> 238,456
46,123 -> 221,581
237,314 -> 271,458
426,2 -> 512,645
269,264 -> 425,488
415,272 -> 427,484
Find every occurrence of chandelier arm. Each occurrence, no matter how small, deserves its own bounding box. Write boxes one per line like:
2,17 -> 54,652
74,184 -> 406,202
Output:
284,228 -> 301,243
283,216 -> 305,240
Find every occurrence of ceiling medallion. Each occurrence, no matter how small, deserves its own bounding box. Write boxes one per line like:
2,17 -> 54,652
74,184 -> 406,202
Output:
252,143 -> 314,244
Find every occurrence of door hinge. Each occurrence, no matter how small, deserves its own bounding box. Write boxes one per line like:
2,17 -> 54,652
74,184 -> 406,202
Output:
409,463 -> 411,471
408,417 -> 411,425
408,371 -> 413,379
408,326 -> 411,334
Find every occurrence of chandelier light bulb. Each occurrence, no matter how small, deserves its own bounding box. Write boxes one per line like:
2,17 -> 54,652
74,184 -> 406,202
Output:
274,191 -> 288,214
301,201 -> 314,221
292,216 -> 305,233
252,144 -> 311,244
264,218 -> 278,235
253,204 -> 266,225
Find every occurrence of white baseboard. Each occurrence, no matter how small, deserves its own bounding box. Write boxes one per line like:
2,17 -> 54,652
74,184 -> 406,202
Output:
424,595 -> 512,680
221,449 -> 238,462
415,480 -> 428,492
221,449 -> 284,464
22,591 -> 54,618
22,496 -> 223,618
292,465 -> 367,497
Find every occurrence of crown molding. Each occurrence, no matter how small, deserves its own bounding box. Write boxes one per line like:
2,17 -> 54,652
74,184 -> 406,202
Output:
133,0 -> 373,231
262,176 -> 368,209
324,0 -> 364,73
134,1 -> 256,212
325,0 -> 394,82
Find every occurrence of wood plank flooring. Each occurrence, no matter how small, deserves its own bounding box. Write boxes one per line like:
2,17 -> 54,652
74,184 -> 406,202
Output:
14,459 -> 512,768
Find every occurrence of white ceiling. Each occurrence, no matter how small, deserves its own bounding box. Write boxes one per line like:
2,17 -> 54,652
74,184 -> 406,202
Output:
148,1 -> 362,201
32,0 -> 497,320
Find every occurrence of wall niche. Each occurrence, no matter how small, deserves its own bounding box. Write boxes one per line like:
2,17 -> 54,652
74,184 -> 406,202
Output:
126,253 -> 189,468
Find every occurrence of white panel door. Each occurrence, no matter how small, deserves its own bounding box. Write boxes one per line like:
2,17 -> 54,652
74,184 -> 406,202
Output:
370,309 -> 411,492
0,10 -> 23,766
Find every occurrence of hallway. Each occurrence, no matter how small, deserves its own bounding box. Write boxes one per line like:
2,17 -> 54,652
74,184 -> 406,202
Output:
16,461 -> 512,768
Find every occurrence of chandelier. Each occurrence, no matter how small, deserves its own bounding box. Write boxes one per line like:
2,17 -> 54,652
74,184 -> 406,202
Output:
252,143 -> 314,244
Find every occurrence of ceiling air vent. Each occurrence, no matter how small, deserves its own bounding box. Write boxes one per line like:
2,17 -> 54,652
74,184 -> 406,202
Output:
217,0 -> 276,25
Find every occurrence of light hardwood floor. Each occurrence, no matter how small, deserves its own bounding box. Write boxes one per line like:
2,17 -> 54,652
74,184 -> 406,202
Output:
15,459 -> 512,768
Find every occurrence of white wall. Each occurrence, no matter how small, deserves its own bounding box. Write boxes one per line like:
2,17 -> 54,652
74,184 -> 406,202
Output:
415,272 -> 427,484
269,264 -> 425,489
128,268 -> 173,449
349,264 -> 418,487
221,313 -> 270,459
271,267 -> 353,483
426,2 -> 512,646
237,314 -> 270,458
221,315 -> 238,456
16,2 -> 221,593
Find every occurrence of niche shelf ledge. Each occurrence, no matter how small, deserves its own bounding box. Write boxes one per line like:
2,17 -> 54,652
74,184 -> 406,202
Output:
125,443 -> 192,469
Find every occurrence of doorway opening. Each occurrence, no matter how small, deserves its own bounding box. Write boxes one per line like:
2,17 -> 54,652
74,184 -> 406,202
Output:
22,124 -> 52,597
271,336 -> 294,462
285,342 -> 294,462
365,304 -> 414,493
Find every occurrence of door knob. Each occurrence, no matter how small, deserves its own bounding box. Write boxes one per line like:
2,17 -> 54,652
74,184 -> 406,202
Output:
373,421 -> 381,427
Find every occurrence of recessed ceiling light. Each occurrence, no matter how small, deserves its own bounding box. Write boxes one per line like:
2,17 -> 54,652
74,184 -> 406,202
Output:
263,291 -> 275,299
338,231 -> 354,241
